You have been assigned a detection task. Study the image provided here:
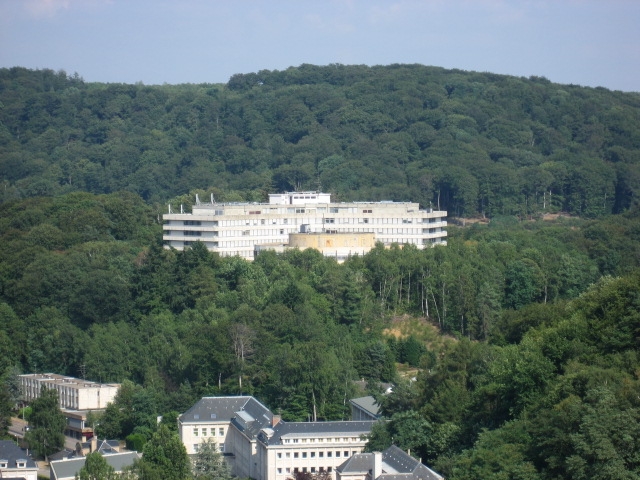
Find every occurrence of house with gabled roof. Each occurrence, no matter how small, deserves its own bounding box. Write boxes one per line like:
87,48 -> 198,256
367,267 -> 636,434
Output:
0,440 -> 38,480
336,445 -> 444,480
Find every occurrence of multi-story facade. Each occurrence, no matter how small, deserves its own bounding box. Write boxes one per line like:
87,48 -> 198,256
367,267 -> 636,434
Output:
256,421 -> 376,480
178,396 -> 275,479
179,396 -> 376,480
19,374 -> 119,411
163,192 -> 447,260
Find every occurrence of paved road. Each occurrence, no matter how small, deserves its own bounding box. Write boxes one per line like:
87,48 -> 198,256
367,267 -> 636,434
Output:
8,416 -> 28,439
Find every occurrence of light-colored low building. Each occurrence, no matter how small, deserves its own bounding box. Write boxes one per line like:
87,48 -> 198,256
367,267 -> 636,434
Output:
163,191 -> 447,259
255,232 -> 377,262
19,374 -> 119,411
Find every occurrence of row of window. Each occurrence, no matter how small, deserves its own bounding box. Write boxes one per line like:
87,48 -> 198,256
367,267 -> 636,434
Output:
176,217 -> 444,228
276,450 -> 358,459
278,466 -> 333,475
193,427 -> 225,437
283,437 -> 360,444
193,443 -> 225,452
169,227 -> 441,238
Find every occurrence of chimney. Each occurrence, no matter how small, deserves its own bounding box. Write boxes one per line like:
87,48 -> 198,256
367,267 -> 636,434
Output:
272,415 -> 281,427
373,452 -> 382,480
91,435 -> 97,453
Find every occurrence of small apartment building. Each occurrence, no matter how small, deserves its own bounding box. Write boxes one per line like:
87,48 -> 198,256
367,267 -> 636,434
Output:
163,192 -> 447,259
19,374 -> 119,411
256,421 -> 376,480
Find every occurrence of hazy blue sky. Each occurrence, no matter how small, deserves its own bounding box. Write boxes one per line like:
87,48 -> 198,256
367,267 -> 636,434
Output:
1,0 -> 639,91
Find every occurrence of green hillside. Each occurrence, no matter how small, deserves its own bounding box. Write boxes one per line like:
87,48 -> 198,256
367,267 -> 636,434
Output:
1,64 -> 640,217
1,64 -> 640,478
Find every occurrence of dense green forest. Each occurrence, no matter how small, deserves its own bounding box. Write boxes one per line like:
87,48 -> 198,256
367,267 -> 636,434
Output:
1,65 -> 640,479
1,65 -> 640,216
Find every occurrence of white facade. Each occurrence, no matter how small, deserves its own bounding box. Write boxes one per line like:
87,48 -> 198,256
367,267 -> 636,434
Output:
177,395 -> 275,479
179,397 -> 376,480
180,419 -> 230,456
19,374 -> 119,411
256,423 -> 375,480
163,192 -> 447,260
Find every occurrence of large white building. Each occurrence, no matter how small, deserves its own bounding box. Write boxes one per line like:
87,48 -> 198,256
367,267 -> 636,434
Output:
179,396 -> 444,480
163,192 -> 447,260
179,396 -> 375,480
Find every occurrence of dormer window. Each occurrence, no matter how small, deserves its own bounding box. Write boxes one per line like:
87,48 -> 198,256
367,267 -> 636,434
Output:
17,459 -> 27,468
0,459 -> 7,468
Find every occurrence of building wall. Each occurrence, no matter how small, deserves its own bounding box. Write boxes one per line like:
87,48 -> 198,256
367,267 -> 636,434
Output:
258,436 -> 369,480
179,420 -> 230,455
227,426 -> 255,478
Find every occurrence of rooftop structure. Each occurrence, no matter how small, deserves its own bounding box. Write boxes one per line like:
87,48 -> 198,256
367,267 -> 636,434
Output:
349,396 -> 382,421
163,192 -> 447,260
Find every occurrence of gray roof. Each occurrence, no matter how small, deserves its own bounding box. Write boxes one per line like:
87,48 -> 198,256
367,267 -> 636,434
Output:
229,397 -> 273,440
336,453 -> 373,474
179,396 -> 266,423
350,396 -> 382,417
258,421 -> 376,446
382,446 -> 443,480
336,446 -> 443,480
0,440 -> 37,470
50,451 -> 141,480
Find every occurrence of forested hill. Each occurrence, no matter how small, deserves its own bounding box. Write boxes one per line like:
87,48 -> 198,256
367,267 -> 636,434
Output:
1,64 -> 640,217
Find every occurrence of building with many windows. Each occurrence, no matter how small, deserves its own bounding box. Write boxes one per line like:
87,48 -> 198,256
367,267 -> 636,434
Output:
179,396 -> 375,480
256,420 -> 376,480
163,192 -> 447,260
19,374 -> 119,411
179,396 -> 444,480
